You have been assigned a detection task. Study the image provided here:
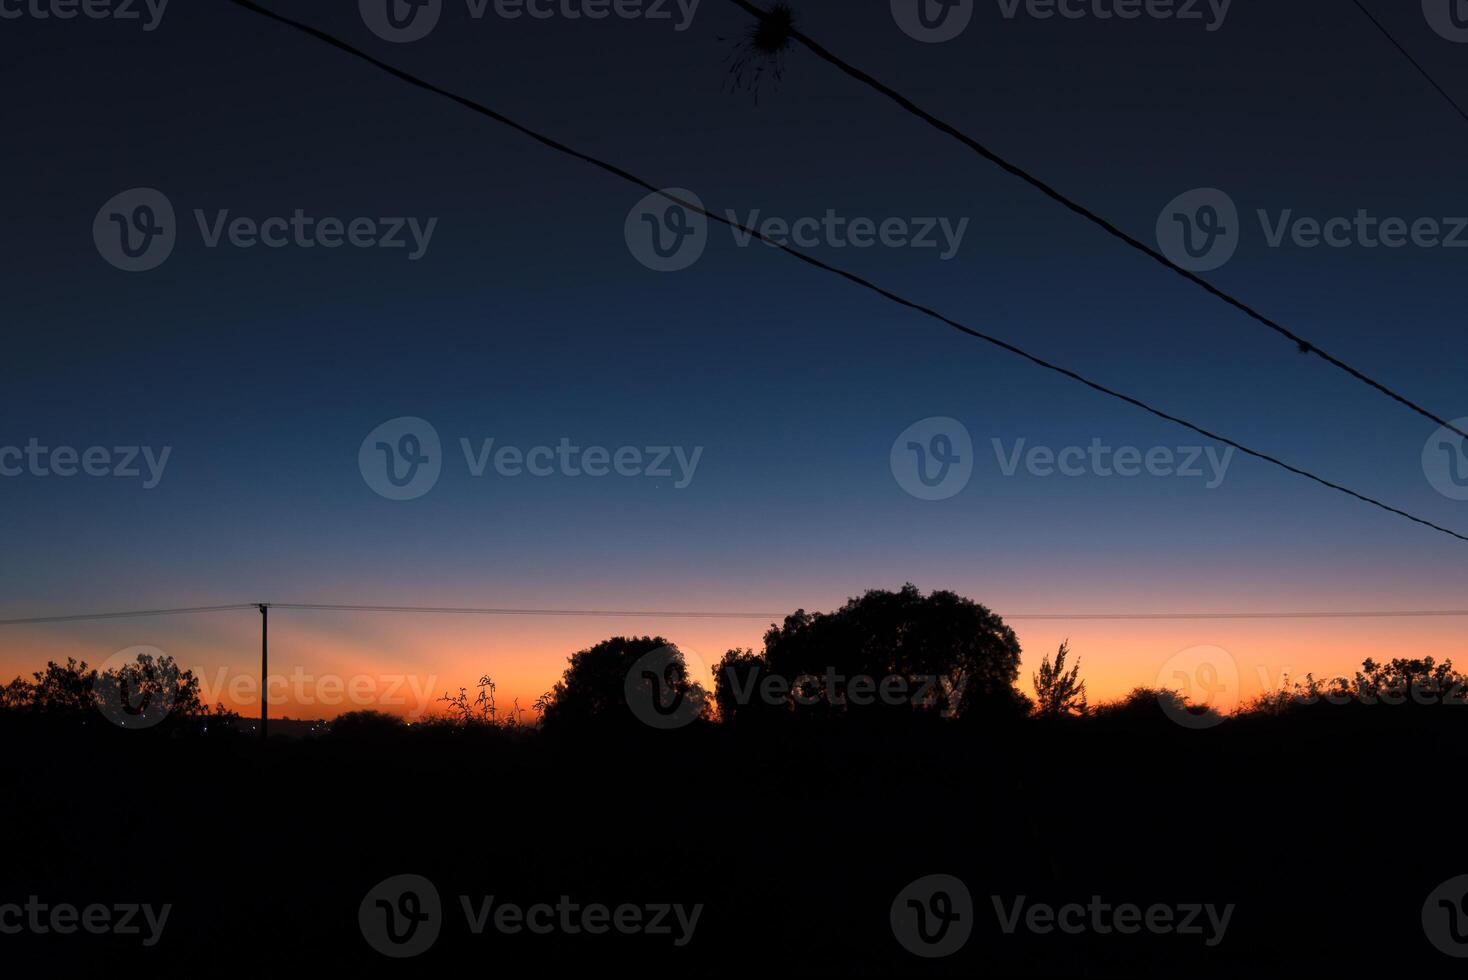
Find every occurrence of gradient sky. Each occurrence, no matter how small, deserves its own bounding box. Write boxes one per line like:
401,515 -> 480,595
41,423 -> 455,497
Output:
3,0 -> 1467,718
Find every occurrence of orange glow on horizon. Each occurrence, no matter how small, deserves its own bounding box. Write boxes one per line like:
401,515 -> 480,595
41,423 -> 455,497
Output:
2,606 -> 1463,722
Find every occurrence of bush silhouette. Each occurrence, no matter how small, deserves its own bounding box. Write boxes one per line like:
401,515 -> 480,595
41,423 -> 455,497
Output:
331,709 -> 408,738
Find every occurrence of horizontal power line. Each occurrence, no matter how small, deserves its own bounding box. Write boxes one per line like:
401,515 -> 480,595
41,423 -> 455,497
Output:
269,603 -> 1468,622
1005,609 -> 1468,622
0,604 -> 258,626
270,602 -> 781,619
723,0 -> 1468,442
222,0 -> 1468,545
4,602 -> 1468,625
272,603 -> 1468,622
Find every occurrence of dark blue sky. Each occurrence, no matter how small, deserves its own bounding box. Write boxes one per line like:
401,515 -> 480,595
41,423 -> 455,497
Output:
3,0 -> 1467,706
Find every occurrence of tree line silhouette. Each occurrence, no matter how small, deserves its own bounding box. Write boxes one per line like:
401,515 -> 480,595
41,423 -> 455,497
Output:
5,586 -> 1465,976
5,584 -> 1463,737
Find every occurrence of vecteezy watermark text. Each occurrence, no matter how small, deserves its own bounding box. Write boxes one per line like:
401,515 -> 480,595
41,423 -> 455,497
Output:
0,439 -> 171,488
194,210 -> 436,259
719,663 -> 968,716
992,437 -> 1233,488
992,895 -> 1234,946
359,874 -> 702,958
726,209 -> 970,260
460,438 -> 702,487
198,667 -> 442,720
462,895 -> 702,945
359,417 -> 703,500
890,417 -> 1235,500
993,0 -> 1231,30
94,188 -> 437,272
1157,187 -> 1468,271
0,898 -> 171,947
0,0 -> 168,30
623,189 -> 971,271
891,0 -> 1231,44
359,0 -> 701,43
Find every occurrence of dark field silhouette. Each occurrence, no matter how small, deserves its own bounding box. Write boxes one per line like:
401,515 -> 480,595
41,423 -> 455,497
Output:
2,586 -> 1465,976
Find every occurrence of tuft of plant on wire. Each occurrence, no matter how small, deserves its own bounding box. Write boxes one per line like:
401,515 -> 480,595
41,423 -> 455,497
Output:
721,1 -> 795,101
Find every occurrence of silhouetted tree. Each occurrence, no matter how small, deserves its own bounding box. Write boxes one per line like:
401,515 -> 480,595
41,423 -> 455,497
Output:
540,635 -> 711,730
1351,656 -> 1464,703
712,647 -> 783,725
29,658 -> 98,714
1257,656 -> 1468,711
5,654 -> 208,729
758,585 -> 1029,723
0,676 -> 33,710
95,651 -> 205,726
1032,640 -> 1087,716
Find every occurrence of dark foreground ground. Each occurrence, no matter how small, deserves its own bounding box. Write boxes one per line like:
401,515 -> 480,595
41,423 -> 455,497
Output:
1,704 -> 1463,977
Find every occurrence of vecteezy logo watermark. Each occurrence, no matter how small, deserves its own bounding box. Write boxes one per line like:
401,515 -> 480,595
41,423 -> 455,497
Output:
360,874 -> 443,958
993,437 -> 1233,487
359,0 -> 444,42
624,190 -> 971,271
1154,644 -> 1239,729
625,189 -> 708,272
1158,187 -> 1468,271
893,0 -> 1231,42
891,417 -> 974,501
625,645 -> 709,729
720,663 -> 968,716
1422,417 -> 1468,501
727,209 -> 969,260
993,895 -> 1235,946
891,420 -> 1233,499
993,0 -> 1231,30
1423,875 -> 1468,957
1424,0 -> 1468,43
891,874 -> 973,957
94,189 -> 438,271
197,667 -> 441,720
359,417 -> 443,501
360,0 -> 700,43
359,418 -> 705,500
0,0 -> 168,30
892,0 -> 974,42
0,898 -> 171,946
1155,187 -> 1239,272
462,438 -> 703,487
93,188 -> 176,272
93,646 -> 178,729
359,875 -> 703,957
0,439 -> 171,488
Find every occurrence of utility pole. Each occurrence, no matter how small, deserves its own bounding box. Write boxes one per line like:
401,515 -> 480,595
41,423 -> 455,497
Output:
258,603 -> 268,740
